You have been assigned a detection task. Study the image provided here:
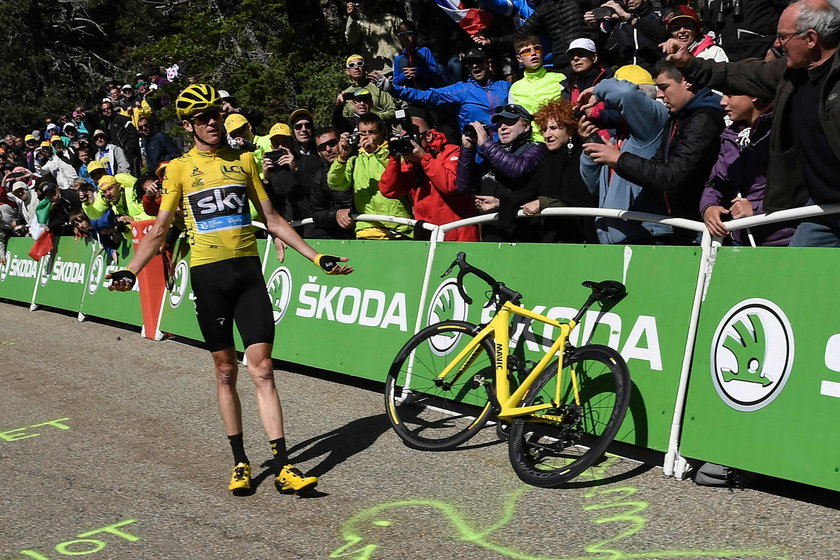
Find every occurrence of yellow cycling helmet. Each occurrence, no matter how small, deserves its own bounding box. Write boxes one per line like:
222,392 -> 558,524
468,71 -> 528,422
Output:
175,84 -> 222,121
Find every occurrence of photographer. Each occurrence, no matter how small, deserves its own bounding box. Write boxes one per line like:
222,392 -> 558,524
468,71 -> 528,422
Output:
379,111 -> 479,241
584,0 -> 668,73
328,112 -> 413,239
262,123 -> 311,227
332,87 -> 379,135
456,103 -> 547,242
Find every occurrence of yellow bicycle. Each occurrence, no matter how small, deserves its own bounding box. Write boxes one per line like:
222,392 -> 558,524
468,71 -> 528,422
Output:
384,252 -> 631,487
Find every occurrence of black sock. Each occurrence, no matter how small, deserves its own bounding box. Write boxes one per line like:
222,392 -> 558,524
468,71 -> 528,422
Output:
228,433 -> 249,465
269,437 -> 288,475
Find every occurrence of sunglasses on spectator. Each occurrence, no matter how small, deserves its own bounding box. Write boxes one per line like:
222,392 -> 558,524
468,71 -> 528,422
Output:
346,61 -> 365,69
191,109 -> 222,124
317,138 -> 339,151
495,104 -> 521,114
294,122 -> 312,130
138,123 -> 150,129
517,46 -> 541,56
397,30 -> 415,37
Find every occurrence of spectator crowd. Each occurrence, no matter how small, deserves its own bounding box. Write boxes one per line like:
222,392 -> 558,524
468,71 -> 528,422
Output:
6,0 -> 840,262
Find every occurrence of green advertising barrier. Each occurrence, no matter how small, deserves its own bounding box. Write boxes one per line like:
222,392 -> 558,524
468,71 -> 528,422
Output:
157,237 -> 205,343
428,243 -> 702,452
31,236 -> 96,313
680,246 -> 840,491
79,243 -> 143,327
266,239 -> 430,381
0,237 -> 38,304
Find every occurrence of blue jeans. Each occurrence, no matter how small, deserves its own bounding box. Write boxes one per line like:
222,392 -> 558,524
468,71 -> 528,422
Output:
789,219 -> 840,247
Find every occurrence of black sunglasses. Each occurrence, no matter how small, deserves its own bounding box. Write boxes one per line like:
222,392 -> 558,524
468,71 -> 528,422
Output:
191,109 -> 222,124
495,104 -> 519,114
316,138 -> 339,151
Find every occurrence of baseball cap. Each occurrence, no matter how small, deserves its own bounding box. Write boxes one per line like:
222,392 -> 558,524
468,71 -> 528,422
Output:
224,113 -> 249,134
39,182 -> 58,198
121,83 -> 133,90
46,123 -> 59,131
491,103 -> 532,123
217,89 -> 233,100
666,5 -> 701,29
11,181 -> 28,194
93,129 -> 107,139
615,64 -> 655,85
289,108 -> 314,126
31,130 -> 41,140
352,88 -> 372,99
98,175 -> 118,190
25,134 -> 36,143
566,38 -> 597,54
464,48 -> 489,62
155,160 -> 170,181
269,123 -> 292,138
51,135 -> 63,144
345,54 -> 364,67
39,140 -> 52,148
86,160 -> 106,175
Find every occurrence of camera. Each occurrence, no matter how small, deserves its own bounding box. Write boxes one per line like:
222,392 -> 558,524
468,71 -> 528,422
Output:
347,132 -> 361,147
263,149 -> 290,171
388,137 -> 415,156
263,149 -> 285,161
463,122 -> 490,142
343,92 -> 356,102
591,1 -> 626,20
389,109 -> 420,156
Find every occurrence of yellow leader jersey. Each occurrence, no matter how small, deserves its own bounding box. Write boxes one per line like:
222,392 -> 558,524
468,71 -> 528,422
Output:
160,146 -> 270,267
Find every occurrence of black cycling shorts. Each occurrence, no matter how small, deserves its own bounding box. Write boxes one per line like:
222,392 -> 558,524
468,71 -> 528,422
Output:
190,256 -> 274,352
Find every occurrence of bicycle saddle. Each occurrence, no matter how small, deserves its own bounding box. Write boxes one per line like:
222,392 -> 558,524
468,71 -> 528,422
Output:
582,280 -> 627,300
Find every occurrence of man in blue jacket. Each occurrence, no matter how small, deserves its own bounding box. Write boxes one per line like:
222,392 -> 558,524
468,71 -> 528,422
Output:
584,60 -> 725,244
377,48 -> 510,139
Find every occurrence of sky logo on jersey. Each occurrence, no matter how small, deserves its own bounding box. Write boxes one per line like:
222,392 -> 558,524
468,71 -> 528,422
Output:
187,185 -> 250,232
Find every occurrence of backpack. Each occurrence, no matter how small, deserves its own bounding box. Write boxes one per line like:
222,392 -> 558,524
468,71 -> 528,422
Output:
693,462 -> 757,489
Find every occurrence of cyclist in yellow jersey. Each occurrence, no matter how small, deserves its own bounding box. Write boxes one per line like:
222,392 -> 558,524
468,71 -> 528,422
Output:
107,84 -> 352,496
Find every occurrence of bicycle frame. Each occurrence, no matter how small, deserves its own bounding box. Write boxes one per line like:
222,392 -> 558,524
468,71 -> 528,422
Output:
433,302 -> 578,422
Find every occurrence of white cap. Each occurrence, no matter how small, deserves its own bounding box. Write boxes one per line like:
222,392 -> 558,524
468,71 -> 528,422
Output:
566,38 -> 597,54
217,89 -> 232,100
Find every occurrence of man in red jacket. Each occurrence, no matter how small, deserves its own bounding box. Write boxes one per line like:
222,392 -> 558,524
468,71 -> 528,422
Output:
379,114 -> 479,241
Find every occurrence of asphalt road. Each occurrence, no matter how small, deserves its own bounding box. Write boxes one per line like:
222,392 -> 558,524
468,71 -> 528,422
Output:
1,301 -> 839,560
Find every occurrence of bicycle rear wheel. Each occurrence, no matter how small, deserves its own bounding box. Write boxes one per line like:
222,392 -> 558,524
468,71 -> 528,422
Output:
385,320 -> 495,451
508,344 -> 631,487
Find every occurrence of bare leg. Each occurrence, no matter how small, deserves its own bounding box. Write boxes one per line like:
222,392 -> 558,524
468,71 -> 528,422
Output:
211,347 -> 243,435
244,342 -> 284,440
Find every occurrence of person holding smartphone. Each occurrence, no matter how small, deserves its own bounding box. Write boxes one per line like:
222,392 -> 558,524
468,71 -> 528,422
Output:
262,123 -> 310,225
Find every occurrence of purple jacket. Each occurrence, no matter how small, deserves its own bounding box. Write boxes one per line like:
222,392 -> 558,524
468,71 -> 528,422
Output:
456,137 -> 547,197
700,112 -> 795,246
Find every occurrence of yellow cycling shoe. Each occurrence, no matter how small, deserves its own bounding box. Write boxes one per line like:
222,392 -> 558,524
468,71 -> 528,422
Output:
276,464 -> 318,494
228,462 -> 251,494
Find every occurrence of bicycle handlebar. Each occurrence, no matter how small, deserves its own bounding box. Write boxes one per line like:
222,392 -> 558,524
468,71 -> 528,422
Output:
441,252 -> 522,307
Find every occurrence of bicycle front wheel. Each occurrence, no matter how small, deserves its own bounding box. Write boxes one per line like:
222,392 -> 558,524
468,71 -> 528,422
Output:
508,344 -> 631,487
384,321 -> 495,451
